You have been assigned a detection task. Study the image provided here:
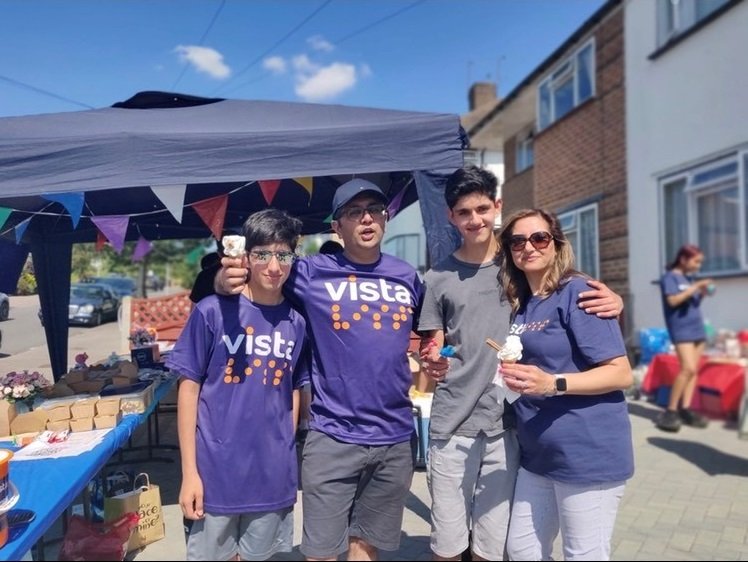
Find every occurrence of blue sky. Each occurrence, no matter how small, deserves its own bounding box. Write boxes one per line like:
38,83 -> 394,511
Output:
0,0 -> 606,118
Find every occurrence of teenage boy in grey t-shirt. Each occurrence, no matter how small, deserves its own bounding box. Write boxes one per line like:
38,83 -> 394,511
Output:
419,166 -> 623,561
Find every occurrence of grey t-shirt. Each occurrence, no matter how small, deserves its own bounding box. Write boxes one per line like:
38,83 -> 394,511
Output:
418,254 -> 513,439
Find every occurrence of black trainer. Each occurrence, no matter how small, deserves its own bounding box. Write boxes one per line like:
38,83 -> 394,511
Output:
679,408 -> 709,428
656,409 -> 682,432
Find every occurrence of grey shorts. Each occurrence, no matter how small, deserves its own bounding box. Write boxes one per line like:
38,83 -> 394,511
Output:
185,508 -> 293,561
427,431 -> 520,559
299,429 -> 416,558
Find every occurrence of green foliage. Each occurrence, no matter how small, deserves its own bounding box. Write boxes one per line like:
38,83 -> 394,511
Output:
16,270 -> 37,295
15,256 -> 36,295
69,238 -> 215,294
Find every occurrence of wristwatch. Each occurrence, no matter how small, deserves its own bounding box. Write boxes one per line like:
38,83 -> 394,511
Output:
554,374 -> 567,396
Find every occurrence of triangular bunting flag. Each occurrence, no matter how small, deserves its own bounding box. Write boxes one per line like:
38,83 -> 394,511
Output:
96,230 -> 106,251
91,215 -> 129,253
151,184 -> 186,223
14,218 -> 30,244
294,177 -> 314,198
42,192 -> 85,228
132,236 -> 153,262
192,194 -> 228,240
387,183 -> 410,219
0,208 -> 11,231
258,180 -> 281,205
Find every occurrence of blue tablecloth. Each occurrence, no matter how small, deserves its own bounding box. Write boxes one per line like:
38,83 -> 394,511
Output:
0,377 -> 176,560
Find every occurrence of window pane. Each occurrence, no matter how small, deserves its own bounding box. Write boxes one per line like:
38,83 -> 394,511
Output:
697,185 -> 739,272
577,44 -> 594,102
662,178 -> 688,263
538,82 -> 551,129
744,153 -> 748,266
579,209 -> 598,278
696,0 -> 729,21
692,160 -> 738,186
553,76 -> 574,121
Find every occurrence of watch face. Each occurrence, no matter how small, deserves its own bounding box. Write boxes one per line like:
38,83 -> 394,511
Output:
555,377 -> 567,392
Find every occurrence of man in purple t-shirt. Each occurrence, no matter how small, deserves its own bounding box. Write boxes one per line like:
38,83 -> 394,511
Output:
210,179 -> 424,561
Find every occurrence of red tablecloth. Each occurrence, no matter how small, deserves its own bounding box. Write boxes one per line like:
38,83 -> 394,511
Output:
642,353 -> 746,418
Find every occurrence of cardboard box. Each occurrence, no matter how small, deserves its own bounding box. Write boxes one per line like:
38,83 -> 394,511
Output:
70,398 -> 98,419
96,397 -> 121,416
46,419 -> 71,432
63,369 -> 88,384
36,398 -> 76,421
10,410 -> 49,434
94,412 -> 122,429
45,382 -> 76,398
69,379 -> 107,394
69,417 -> 94,432
0,401 -> 17,437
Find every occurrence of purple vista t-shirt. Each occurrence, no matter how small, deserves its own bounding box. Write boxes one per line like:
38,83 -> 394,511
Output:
509,276 -> 634,484
165,294 -> 309,515
660,270 -> 706,343
284,252 -> 424,446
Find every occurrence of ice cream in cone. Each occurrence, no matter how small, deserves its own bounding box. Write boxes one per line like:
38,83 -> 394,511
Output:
222,235 -> 246,257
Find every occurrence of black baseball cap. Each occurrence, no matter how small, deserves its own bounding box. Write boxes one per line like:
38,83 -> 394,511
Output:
331,179 -> 388,219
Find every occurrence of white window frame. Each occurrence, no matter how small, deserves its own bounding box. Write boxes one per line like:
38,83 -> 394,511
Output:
463,149 -> 481,167
537,38 -> 596,131
656,0 -> 731,47
658,151 -> 748,275
559,203 -> 599,279
515,130 -> 534,174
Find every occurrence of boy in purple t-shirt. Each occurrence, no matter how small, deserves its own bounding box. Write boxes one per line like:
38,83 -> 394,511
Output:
166,209 -> 309,561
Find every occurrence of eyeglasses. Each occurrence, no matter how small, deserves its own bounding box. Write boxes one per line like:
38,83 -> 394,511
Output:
507,231 -> 554,252
248,250 -> 296,266
336,203 -> 387,221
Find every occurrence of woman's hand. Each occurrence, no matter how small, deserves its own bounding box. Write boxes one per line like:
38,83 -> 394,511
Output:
214,255 -> 248,295
499,362 -> 555,396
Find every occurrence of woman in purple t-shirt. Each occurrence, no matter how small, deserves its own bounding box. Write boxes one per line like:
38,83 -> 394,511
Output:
494,208 -> 634,561
656,244 -> 714,432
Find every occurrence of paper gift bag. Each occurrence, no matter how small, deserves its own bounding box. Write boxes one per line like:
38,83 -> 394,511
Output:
104,473 -> 165,552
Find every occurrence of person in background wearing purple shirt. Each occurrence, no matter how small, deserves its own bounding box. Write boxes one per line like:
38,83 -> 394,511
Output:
495,208 -> 634,561
211,178 -> 423,561
656,243 -> 714,432
167,208 -> 309,561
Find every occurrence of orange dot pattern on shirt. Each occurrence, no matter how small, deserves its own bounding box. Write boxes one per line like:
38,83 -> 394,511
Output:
222,326 -> 291,386
328,277 -> 413,332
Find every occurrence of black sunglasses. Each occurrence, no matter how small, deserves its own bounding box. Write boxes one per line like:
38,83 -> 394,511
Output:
507,231 -> 554,252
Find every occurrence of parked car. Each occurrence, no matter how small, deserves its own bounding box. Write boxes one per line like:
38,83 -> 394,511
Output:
146,273 -> 165,291
0,292 -> 8,322
82,276 -> 139,298
39,283 -> 120,327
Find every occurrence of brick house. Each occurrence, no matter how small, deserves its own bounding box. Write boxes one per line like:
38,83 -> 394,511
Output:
466,0 -> 631,338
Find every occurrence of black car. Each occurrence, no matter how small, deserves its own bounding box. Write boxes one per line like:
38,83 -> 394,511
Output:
83,276 -> 139,298
39,283 -> 120,327
0,292 -> 9,322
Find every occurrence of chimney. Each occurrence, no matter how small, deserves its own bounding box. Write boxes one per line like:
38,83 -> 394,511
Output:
468,82 -> 497,110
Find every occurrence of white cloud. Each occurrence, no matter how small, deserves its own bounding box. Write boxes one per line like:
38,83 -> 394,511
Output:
359,63 -> 372,78
295,62 -> 357,102
174,45 -> 230,79
292,54 -> 317,73
263,56 -> 287,75
307,34 -> 334,52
